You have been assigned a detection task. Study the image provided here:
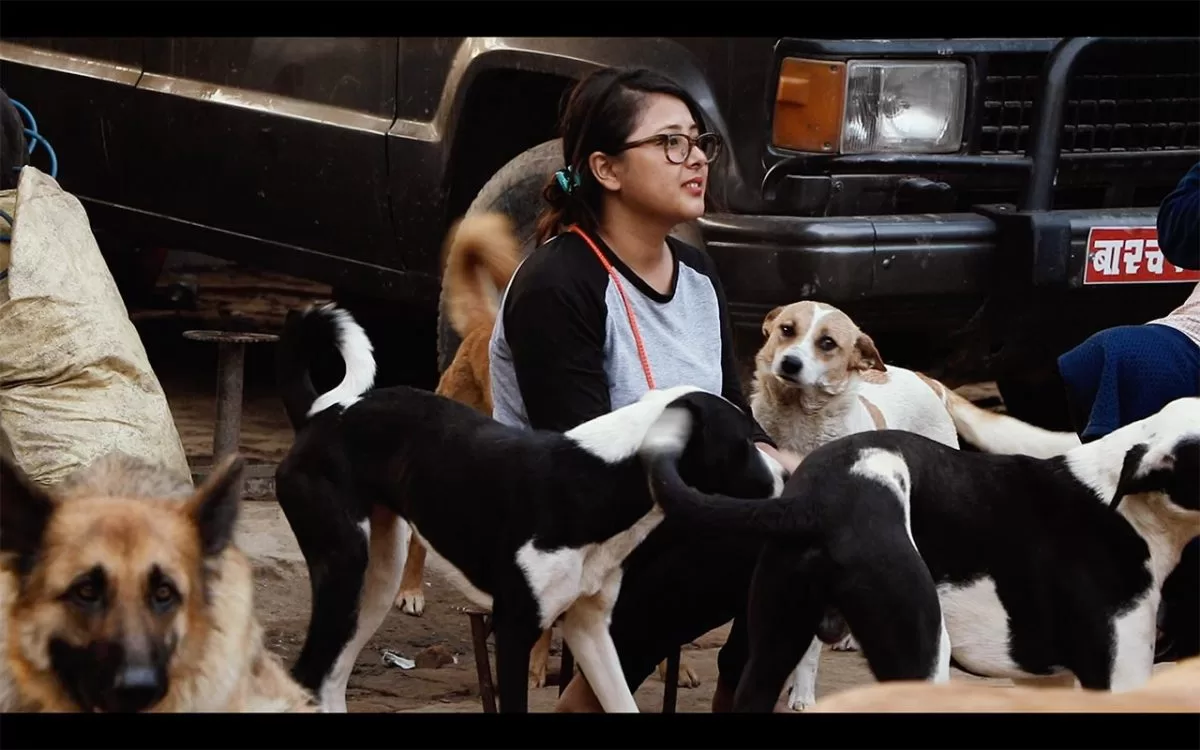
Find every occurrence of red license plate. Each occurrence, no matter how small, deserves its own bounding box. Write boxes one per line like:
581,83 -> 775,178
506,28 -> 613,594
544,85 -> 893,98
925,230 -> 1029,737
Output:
1083,226 -> 1200,285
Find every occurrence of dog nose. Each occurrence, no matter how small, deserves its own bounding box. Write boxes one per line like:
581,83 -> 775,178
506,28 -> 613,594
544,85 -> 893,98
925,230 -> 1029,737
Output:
110,665 -> 165,712
780,355 -> 803,376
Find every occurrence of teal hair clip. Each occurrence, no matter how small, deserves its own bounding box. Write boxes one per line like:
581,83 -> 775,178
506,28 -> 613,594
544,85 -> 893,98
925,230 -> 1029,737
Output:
555,167 -> 581,194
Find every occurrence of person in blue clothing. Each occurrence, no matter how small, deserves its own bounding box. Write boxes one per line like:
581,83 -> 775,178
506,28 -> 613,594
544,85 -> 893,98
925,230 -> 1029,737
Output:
1157,161 -> 1199,270
1058,163 -> 1199,442
1056,162 -> 1199,663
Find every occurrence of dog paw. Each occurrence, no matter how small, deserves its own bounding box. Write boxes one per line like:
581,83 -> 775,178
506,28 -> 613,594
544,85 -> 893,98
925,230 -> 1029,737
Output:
395,589 -> 425,617
831,633 -> 859,652
677,663 -> 702,688
785,686 -> 816,712
656,659 -> 702,688
528,665 -> 548,689
787,696 -> 816,711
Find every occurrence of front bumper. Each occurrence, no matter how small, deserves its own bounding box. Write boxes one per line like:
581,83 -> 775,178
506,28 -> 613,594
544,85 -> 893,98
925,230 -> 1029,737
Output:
699,210 -> 998,307
699,204 -> 1184,306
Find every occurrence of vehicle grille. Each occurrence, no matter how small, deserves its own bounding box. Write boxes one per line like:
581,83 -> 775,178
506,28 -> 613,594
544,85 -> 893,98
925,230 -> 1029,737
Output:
975,46 -> 1200,156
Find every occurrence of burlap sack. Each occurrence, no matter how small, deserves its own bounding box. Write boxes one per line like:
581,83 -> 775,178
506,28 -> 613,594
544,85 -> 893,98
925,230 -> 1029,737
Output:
0,166 -> 191,488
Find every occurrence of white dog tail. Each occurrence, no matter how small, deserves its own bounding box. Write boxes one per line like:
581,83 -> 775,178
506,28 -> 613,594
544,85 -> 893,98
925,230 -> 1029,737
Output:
944,388 -> 1080,459
277,302 -> 377,430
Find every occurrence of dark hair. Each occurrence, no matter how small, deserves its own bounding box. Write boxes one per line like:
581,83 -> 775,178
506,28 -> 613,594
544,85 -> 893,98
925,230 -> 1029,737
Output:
534,67 -> 710,245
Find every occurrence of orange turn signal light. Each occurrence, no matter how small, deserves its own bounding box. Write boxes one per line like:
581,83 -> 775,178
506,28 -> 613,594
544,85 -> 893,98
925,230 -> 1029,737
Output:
772,58 -> 847,153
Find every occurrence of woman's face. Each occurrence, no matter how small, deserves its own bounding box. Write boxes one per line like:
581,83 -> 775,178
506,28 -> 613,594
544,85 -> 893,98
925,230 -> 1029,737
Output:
592,92 -> 712,227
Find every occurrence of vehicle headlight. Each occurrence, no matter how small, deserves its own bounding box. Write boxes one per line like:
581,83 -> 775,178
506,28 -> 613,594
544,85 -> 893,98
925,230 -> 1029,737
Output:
772,58 -> 968,155
841,61 -> 967,154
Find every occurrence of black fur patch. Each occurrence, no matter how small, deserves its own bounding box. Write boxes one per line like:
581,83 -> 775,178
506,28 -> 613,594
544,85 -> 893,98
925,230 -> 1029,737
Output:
1112,442 -> 1151,509
0,457 -> 55,579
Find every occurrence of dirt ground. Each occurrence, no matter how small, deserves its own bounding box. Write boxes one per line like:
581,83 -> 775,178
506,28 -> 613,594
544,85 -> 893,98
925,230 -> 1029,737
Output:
133,265 -> 1019,713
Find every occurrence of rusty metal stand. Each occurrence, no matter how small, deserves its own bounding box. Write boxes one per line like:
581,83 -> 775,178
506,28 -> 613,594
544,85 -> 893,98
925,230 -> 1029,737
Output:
662,649 -> 681,714
183,330 -> 279,471
463,607 -> 498,713
559,643 -> 574,696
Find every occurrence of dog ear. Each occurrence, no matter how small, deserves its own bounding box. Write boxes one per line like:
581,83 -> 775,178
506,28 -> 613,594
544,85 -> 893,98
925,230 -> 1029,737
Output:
762,306 -> 785,338
1112,443 -> 1157,509
851,332 -> 887,373
1113,438 -> 1198,511
185,453 -> 246,557
0,456 -> 55,565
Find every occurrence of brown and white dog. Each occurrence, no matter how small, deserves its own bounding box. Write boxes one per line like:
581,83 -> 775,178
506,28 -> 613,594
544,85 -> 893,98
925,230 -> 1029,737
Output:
750,300 -> 961,461
749,300 -> 1080,465
749,300 -> 976,709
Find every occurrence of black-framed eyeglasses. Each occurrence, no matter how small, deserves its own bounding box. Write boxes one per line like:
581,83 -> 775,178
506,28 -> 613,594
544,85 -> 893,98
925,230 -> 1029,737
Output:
618,132 -> 723,165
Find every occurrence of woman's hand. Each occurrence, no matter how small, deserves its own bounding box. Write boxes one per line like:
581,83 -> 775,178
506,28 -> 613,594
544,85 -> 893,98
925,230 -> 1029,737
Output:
755,442 -> 802,474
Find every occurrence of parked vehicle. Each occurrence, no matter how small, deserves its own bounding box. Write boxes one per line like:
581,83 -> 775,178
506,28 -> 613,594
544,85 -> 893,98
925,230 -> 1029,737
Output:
2,36 -> 1197,423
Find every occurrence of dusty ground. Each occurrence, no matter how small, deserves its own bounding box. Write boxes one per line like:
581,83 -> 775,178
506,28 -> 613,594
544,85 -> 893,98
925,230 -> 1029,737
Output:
134,264 -> 1019,713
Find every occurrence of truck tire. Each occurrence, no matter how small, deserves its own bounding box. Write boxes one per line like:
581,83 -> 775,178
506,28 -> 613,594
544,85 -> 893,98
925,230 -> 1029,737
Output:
435,138 -> 707,375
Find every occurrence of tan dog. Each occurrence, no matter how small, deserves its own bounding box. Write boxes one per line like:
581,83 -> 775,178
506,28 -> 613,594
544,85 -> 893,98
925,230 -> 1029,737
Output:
0,452 -> 316,713
390,212 -> 573,690
394,212 -> 701,696
810,657 -> 1200,713
393,212 -> 522,620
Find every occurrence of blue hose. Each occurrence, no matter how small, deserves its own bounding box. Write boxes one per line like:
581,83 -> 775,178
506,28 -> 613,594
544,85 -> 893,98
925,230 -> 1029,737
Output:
22,128 -> 57,179
8,99 -> 38,155
8,98 -> 57,179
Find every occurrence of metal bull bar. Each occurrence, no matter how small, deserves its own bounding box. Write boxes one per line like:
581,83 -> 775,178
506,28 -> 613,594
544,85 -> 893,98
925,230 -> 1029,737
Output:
1021,36 -> 1199,213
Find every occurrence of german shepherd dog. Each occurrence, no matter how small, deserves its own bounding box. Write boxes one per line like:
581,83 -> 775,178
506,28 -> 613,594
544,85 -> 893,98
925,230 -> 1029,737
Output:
0,452 -> 317,712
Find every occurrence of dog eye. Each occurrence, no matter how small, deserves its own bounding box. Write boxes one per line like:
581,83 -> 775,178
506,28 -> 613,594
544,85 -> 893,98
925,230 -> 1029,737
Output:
818,335 -> 837,351
780,324 -> 795,338
68,581 -> 102,608
150,582 -> 179,611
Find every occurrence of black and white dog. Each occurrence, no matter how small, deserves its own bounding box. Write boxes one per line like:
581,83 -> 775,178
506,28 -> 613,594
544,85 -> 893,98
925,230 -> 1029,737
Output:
640,397 -> 1200,711
273,303 -> 787,713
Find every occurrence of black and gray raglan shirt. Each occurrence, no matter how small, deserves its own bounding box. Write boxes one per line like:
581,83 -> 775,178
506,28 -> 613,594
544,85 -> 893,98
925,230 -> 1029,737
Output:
488,230 -> 774,445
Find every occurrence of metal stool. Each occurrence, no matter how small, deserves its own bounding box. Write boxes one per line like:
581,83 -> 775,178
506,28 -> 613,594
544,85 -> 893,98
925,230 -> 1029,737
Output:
462,608 -> 681,713
182,330 -> 279,476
